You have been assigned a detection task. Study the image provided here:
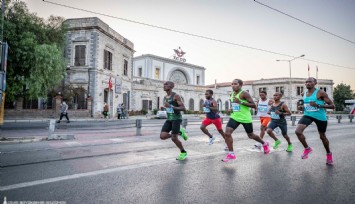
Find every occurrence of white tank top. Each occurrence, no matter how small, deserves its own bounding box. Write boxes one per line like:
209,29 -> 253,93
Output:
257,98 -> 271,117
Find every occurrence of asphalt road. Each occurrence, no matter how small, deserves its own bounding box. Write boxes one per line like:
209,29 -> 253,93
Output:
0,119 -> 354,204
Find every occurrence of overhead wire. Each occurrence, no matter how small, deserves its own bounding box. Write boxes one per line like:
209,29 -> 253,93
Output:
253,0 -> 355,45
42,0 -> 355,71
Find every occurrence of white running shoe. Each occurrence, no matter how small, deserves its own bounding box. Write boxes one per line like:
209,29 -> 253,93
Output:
208,136 -> 216,145
254,143 -> 262,150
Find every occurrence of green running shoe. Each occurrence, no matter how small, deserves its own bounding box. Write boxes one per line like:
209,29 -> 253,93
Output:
286,144 -> 293,152
180,128 -> 188,141
176,152 -> 187,160
273,140 -> 281,149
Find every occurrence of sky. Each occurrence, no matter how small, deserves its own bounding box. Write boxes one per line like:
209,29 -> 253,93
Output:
23,0 -> 355,89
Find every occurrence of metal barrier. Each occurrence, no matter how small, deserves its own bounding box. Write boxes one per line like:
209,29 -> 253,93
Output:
336,115 -> 342,123
182,118 -> 188,129
136,119 -> 142,136
291,116 -> 297,126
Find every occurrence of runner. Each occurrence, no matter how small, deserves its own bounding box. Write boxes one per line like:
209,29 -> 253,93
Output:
254,90 -> 273,149
200,89 -> 226,146
222,79 -> 270,162
295,77 -> 335,165
160,81 -> 189,161
266,92 -> 293,152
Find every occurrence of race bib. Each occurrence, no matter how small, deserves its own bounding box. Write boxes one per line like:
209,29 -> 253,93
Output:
231,103 -> 240,112
304,103 -> 318,112
258,106 -> 268,113
203,107 -> 210,113
166,107 -> 174,113
270,111 -> 280,119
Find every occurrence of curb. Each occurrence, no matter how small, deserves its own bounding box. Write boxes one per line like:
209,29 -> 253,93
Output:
0,137 -> 47,144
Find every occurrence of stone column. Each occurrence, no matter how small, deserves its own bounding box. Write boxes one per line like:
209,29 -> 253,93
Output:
55,95 -> 62,114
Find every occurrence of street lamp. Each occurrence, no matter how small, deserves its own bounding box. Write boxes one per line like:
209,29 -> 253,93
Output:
276,54 -> 305,112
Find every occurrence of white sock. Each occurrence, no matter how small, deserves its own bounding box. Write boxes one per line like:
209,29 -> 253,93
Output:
229,151 -> 235,155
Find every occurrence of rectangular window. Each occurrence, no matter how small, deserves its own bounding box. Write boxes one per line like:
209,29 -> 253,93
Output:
259,87 -> 266,93
297,86 -> 304,96
155,68 -> 160,79
138,67 -> 142,77
275,86 -> 284,95
104,50 -> 112,70
196,76 -> 200,85
74,45 -> 86,66
320,87 -> 327,93
142,100 -> 152,111
124,59 -> 128,76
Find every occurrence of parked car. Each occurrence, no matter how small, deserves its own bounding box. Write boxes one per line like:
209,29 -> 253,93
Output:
156,110 -> 167,119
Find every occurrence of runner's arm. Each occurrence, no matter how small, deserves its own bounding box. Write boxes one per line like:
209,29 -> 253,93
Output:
241,92 -> 256,108
209,100 -> 219,111
172,94 -> 186,111
318,91 -> 335,109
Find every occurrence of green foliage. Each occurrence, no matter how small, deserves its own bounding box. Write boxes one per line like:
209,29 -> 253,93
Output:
142,109 -> 148,115
333,83 -> 354,111
3,0 -> 66,101
153,108 -> 158,115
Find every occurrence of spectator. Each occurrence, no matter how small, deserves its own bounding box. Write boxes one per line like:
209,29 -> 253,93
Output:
57,101 -> 70,123
103,102 -> 109,119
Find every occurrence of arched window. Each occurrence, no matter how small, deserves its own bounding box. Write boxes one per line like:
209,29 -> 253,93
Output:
199,99 -> 204,111
225,101 -> 229,111
189,98 -> 194,111
217,99 -> 222,111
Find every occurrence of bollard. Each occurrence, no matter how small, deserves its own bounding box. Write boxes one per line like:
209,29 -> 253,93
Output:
349,114 -> 354,123
136,119 -> 142,136
48,119 -> 56,138
336,115 -> 342,123
182,118 -> 188,130
291,116 -> 296,126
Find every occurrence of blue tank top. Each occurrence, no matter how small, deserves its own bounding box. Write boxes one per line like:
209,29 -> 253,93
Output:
203,99 -> 220,119
303,88 -> 327,121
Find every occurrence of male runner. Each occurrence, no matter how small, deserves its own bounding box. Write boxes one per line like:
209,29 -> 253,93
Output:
200,89 -> 226,145
266,92 -> 293,152
160,81 -> 188,160
222,79 -> 270,162
254,90 -> 273,149
295,77 -> 335,165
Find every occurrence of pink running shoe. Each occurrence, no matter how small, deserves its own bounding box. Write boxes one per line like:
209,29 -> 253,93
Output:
301,147 -> 313,159
263,142 -> 270,154
326,153 -> 333,165
222,153 -> 236,162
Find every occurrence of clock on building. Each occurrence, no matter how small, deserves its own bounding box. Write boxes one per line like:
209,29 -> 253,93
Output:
169,70 -> 188,84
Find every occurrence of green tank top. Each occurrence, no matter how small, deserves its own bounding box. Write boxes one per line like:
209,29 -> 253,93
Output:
164,92 -> 182,121
230,90 -> 252,123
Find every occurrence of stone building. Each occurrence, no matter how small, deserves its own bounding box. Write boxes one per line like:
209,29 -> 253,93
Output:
64,17 -> 134,117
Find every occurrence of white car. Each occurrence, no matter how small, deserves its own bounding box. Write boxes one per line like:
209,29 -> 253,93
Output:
156,110 -> 167,119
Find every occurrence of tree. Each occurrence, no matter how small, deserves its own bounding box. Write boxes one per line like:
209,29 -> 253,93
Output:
333,83 -> 354,111
3,0 -> 66,101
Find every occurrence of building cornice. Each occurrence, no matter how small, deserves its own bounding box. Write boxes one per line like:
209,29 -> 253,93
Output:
133,54 -> 206,70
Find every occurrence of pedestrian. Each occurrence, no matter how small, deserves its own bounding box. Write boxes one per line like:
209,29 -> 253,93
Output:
160,81 -> 188,160
295,77 -> 335,165
254,90 -> 273,149
117,103 -> 122,119
222,79 -> 270,162
121,104 -> 126,119
266,92 -> 293,152
200,89 -> 226,147
57,101 -> 70,123
103,102 -> 109,119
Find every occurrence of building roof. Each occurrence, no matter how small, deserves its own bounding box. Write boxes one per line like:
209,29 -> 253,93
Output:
133,54 -> 205,70
205,80 -> 254,88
